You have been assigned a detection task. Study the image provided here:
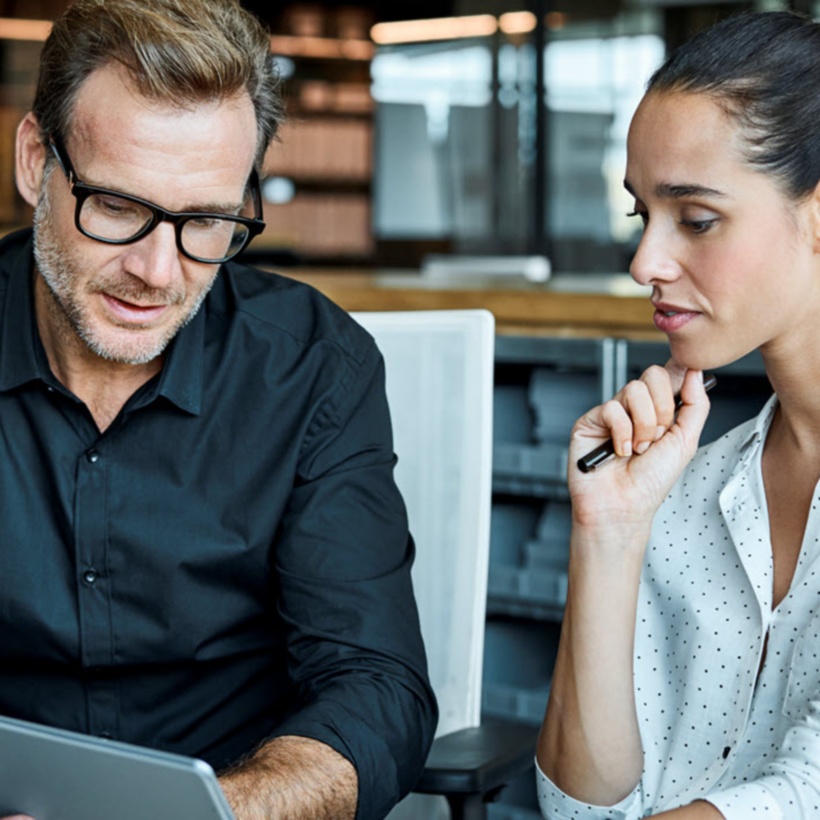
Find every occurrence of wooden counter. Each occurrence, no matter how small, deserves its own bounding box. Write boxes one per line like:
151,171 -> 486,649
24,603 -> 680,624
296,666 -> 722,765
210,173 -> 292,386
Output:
277,268 -> 665,340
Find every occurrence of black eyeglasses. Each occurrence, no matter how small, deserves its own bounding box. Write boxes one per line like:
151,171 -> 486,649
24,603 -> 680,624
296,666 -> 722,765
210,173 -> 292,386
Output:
48,135 -> 266,264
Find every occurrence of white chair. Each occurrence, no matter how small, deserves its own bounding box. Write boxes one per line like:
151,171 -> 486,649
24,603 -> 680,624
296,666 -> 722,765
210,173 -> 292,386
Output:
352,310 -> 537,820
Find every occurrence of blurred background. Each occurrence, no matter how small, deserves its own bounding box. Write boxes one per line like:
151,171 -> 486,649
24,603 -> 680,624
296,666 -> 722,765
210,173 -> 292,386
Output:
0,0 -> 814,276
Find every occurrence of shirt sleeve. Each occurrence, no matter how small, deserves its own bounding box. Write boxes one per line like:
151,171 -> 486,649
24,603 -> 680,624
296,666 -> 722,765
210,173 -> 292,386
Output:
267,338 -> 438,820
536,757 -> 644,820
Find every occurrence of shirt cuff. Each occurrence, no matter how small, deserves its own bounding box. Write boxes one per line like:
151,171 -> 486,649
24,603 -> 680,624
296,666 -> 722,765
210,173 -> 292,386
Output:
703,783 -> 784,819
535,757 -> 643,820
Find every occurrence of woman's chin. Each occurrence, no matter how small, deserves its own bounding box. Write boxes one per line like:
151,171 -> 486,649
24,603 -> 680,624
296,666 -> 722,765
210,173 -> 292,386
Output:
668,341 -> 756,374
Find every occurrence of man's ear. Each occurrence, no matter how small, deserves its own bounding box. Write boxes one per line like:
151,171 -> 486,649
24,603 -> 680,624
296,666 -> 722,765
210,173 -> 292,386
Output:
15,112 -> 48,208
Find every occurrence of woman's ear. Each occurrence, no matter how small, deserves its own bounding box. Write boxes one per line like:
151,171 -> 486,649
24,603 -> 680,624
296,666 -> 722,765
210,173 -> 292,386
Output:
810,178 -> 820,255
15,112 -> 48,208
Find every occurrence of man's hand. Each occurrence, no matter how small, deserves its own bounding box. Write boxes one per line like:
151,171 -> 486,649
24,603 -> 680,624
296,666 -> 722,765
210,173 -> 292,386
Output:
219,735 -> 358,820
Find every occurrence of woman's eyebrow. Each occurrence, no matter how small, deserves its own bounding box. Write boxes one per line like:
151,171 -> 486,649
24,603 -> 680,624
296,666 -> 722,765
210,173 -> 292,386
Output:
623,179 -> 728,200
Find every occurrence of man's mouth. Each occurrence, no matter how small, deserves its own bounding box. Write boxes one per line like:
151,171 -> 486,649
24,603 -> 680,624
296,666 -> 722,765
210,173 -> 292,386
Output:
102,293 -> 172,324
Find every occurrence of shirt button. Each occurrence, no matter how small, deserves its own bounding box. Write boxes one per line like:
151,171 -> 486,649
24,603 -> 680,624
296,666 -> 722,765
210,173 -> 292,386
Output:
83,569 -> 99,584
722,746 -> 731,759
86,449 -> 100,463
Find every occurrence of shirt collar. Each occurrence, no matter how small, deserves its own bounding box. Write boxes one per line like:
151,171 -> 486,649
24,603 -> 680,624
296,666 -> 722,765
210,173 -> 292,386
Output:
0,228 -> 205,415
735,392 -> 778,462
732,393 -> 779,476
154,305 -> 204,416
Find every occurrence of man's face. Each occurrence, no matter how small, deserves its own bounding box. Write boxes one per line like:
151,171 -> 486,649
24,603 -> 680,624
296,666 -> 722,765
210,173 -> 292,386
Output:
32,65 -> 259,366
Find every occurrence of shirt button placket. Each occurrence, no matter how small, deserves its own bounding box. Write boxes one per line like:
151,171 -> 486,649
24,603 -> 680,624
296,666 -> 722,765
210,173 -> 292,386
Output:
75,445 -> 117,738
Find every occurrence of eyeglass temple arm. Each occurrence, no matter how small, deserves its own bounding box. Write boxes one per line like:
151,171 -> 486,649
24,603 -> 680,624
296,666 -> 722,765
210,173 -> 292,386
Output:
46,134 -> 72,183
249,167 -> 265,223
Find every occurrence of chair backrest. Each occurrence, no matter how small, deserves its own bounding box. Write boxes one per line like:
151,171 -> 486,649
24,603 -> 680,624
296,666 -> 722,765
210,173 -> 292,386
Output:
352,310 -> 495,738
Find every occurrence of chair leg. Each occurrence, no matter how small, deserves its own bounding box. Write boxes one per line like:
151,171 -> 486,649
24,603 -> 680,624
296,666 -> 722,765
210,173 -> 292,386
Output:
445,793 -> 488,820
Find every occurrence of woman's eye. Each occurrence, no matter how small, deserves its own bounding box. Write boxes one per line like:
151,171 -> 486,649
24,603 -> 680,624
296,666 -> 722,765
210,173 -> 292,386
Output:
626,209 -> 649,227
681,218 -> 717,235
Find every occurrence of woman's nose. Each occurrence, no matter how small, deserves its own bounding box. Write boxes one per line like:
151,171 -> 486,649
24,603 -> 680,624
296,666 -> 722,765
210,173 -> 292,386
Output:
629,222 -> 682,287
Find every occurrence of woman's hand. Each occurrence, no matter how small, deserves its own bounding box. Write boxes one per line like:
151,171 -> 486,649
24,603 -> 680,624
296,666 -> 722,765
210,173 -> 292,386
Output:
568,363 -> 712,533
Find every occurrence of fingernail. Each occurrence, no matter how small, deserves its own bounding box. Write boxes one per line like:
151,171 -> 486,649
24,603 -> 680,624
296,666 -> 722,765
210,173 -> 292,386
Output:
655,425 -> 665,441
635,441 -> 650,454
622,440 -> 633,457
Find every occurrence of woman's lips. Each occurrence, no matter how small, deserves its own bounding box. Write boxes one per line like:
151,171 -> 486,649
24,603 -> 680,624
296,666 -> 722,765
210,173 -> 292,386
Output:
652,305 -> 700,333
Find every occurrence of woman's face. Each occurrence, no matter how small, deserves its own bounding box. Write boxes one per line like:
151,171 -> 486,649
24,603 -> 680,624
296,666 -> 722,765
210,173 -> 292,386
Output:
626,90 -> 820,371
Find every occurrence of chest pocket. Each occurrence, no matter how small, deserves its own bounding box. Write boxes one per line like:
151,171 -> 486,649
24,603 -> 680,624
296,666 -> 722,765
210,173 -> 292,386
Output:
783,607 -> 820,723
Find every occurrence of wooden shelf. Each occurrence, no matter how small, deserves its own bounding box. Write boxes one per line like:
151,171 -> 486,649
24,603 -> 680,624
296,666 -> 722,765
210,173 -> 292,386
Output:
273,269 -> 664,340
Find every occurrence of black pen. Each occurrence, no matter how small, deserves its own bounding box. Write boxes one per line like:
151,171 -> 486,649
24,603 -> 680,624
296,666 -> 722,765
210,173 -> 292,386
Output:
576,373 -> 718,473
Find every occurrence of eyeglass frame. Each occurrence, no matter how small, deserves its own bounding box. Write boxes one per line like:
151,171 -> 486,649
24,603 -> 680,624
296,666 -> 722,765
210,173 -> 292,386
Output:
46,134 -> 267,264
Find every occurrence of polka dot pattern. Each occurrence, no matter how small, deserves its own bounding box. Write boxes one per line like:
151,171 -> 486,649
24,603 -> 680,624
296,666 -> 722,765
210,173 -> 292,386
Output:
537,396 -> 820,819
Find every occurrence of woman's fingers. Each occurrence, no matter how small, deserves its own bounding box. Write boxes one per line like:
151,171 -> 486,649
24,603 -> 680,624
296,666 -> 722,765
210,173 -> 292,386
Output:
643,365 -> 678,431
597,398 -> 635,457
608,365 -> 680,456
574,365 -> 710,468
674,369 -> 712,443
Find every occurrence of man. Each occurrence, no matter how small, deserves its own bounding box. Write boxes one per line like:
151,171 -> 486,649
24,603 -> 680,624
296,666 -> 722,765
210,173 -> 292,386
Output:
0,1 -> 437,818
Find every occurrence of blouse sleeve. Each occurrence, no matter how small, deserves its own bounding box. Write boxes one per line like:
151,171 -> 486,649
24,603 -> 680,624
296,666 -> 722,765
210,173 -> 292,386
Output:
536,757 -> 644,819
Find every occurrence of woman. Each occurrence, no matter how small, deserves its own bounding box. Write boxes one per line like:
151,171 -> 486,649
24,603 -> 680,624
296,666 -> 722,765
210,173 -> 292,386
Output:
537,11 -> 820,819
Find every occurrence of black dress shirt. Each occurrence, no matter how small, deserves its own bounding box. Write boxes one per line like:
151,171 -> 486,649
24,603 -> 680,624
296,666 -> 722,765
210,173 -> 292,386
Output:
0,229 -> 437,819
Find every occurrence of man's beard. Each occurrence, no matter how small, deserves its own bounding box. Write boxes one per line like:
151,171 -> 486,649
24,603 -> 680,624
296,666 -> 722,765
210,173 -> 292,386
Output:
32,172 -> 216,366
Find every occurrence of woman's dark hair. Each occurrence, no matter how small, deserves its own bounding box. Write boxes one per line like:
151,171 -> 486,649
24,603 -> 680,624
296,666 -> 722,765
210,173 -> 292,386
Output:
647,11 -> 820,200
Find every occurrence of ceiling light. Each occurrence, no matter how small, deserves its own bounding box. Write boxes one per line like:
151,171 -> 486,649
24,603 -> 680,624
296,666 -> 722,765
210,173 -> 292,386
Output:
371,15 -> 498,46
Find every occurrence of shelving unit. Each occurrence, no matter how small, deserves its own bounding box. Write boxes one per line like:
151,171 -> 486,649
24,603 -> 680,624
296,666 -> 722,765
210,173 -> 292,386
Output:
484,334 -> 772,815
0,2 -> 381,264
0,31 -> 41,230
255,6 -> 377,265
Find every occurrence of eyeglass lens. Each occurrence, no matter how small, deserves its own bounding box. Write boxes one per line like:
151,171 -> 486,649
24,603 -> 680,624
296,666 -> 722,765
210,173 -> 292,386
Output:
80,192 -> 251,262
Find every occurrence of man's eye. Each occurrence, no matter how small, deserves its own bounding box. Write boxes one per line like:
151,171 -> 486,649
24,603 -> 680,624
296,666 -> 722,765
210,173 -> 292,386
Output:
188,217 -> 224,230
96,196 -> 140,218
626,209 -> 648,226
100,198 -> 129,214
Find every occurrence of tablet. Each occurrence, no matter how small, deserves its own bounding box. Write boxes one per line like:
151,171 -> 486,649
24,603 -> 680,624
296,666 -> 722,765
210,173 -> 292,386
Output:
0,714 -> 235,819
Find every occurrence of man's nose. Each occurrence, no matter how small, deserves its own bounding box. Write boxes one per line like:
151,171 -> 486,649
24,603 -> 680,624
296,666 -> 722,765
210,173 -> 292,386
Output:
124,221 -> 183,291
